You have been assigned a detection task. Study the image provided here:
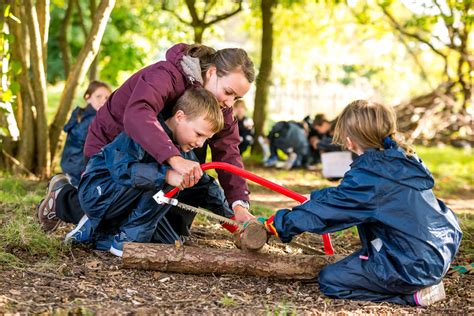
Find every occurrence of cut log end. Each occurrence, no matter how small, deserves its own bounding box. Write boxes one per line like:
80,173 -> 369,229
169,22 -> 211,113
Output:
234,220 -> 268,252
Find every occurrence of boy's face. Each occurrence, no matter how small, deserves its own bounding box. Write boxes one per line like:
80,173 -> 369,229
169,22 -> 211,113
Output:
174,111 -> 215,152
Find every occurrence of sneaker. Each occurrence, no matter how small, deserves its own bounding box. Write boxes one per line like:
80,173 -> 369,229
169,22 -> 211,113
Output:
37,174 -> 71,232
94,234 -> 115,251
263,156 -> 278,167
284,152 -> 298,170
110,232 -> 133,257
414,281 -> 446,306
64,215 -> 93,243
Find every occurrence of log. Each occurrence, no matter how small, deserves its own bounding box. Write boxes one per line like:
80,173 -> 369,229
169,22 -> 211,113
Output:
233,220 -> 268,252
122,243 -> 339,280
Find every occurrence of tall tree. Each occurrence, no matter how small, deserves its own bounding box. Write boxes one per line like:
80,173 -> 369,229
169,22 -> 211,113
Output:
161,0 -> 243,43
6,0 -> 115,178
377,0 -> 472,109
252,0 -> 275,153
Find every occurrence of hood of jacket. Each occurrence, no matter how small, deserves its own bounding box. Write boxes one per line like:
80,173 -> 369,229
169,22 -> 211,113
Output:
352,147 -> 435,191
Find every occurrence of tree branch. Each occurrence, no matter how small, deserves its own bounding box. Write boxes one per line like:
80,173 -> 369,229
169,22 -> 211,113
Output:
75,0 -> 89,37
58,0 -> 74,77
380,4 -> 448,60
161,1 -> 191,25
204,1 -> 242,27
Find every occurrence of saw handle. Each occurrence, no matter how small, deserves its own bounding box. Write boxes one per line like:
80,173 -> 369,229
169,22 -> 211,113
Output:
164,162 -> 334,255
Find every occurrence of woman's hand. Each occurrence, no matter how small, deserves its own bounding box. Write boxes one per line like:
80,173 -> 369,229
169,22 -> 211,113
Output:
233,204 -> 255,223
167,156 -> 203,188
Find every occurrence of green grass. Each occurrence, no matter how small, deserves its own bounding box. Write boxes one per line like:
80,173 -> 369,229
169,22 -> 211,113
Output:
0,176 -> 69,267
415,146 -> 473,198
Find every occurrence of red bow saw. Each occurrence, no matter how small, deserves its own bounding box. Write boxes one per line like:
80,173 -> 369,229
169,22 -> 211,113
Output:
155,162 -> 334,256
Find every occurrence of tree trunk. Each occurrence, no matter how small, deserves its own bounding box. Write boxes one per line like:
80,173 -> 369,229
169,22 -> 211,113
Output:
35,0 -> 50,70
193,25 -> 204,43
252,0 -> 275,155
122,243 -> 338,280
88,0 -> 98,80
10,2 -> 36,171
58,0 -> 74,78
24,0 -> 50,178
49,0 -> 115,161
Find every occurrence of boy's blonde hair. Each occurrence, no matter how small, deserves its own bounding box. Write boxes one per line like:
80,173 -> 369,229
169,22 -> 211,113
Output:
333,100 -> 413,154
172,88 -> 224,134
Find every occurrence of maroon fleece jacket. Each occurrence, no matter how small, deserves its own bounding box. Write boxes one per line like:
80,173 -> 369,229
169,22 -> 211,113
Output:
84,43 -> 249,204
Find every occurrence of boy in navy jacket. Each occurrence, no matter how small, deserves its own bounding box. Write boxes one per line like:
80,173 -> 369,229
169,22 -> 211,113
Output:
257,100 -> 462,306
65,88 -> 234,257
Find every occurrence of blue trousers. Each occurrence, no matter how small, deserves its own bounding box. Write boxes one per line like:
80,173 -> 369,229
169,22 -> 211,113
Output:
318,251 -> 418,305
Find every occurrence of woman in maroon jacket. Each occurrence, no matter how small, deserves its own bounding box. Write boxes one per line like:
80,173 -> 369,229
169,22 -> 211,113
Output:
38,43 -> 256,232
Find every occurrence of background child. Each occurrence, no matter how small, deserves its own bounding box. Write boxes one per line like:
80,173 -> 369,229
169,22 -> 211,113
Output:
233,100 -> 255,154
60,80 -> 111,187
65,88 -> 234,257
256,100 -> 462,306
263,120 -> 309,169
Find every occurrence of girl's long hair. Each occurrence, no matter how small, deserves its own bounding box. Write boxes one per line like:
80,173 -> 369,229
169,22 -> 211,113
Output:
333,100 -> 414,155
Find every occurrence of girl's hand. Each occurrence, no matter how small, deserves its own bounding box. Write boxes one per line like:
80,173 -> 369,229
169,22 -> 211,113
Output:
167,156 -> 203,188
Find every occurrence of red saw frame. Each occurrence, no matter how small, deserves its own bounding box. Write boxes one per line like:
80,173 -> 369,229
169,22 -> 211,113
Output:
165,162 -> 334,255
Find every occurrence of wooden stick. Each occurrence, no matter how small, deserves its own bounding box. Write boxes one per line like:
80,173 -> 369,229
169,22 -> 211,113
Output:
122,243 -> 339,280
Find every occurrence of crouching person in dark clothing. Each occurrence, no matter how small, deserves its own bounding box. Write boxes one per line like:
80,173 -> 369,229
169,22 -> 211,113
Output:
255,100 -> 462,306
65,88 -> 234,257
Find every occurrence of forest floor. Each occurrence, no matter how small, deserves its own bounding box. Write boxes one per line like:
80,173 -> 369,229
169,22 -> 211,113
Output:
0,149 -> 473,315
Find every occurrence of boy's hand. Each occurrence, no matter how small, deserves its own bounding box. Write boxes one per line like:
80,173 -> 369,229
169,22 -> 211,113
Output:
165,170 -> 185,189
255,215 -> 279,237
233,204 -> 255,223
167,156 -> 203,188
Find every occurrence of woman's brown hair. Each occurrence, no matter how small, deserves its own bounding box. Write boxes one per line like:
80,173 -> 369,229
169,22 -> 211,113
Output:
186,44 -> 255,83
333,100 -> 414,155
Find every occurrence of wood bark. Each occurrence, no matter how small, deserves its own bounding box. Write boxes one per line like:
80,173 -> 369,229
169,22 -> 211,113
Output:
49,0 -> 115,161
123,243 -> 339,280
252,0 -> 275,154
10,2 -> 35,171
35,0 -> 50,68
58,0 -> 74,78
24,0 -> 50,178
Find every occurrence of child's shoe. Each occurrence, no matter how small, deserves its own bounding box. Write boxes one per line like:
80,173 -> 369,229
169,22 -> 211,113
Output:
263,156 -> 278,167
284,152 -> 298,170
64,215 -> 93,243
110,232 -> 133,257
37,174 -> 71,232
414,281 -> 446,306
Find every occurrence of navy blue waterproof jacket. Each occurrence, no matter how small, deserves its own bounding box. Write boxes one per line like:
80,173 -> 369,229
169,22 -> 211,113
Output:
274,147 -> 462,286
78,117 -> 234,227
61,104 -> 96,186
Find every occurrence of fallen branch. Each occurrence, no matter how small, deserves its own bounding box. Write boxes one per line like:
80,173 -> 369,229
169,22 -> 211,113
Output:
122,243 -> 339,280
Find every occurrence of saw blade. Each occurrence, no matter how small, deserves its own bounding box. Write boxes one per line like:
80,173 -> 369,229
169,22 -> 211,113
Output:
174,201 -> 245,231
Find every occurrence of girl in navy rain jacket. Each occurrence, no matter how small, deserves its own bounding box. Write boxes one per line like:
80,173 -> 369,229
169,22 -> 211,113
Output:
61,81 -> 111,186
258,100 -> 462,306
